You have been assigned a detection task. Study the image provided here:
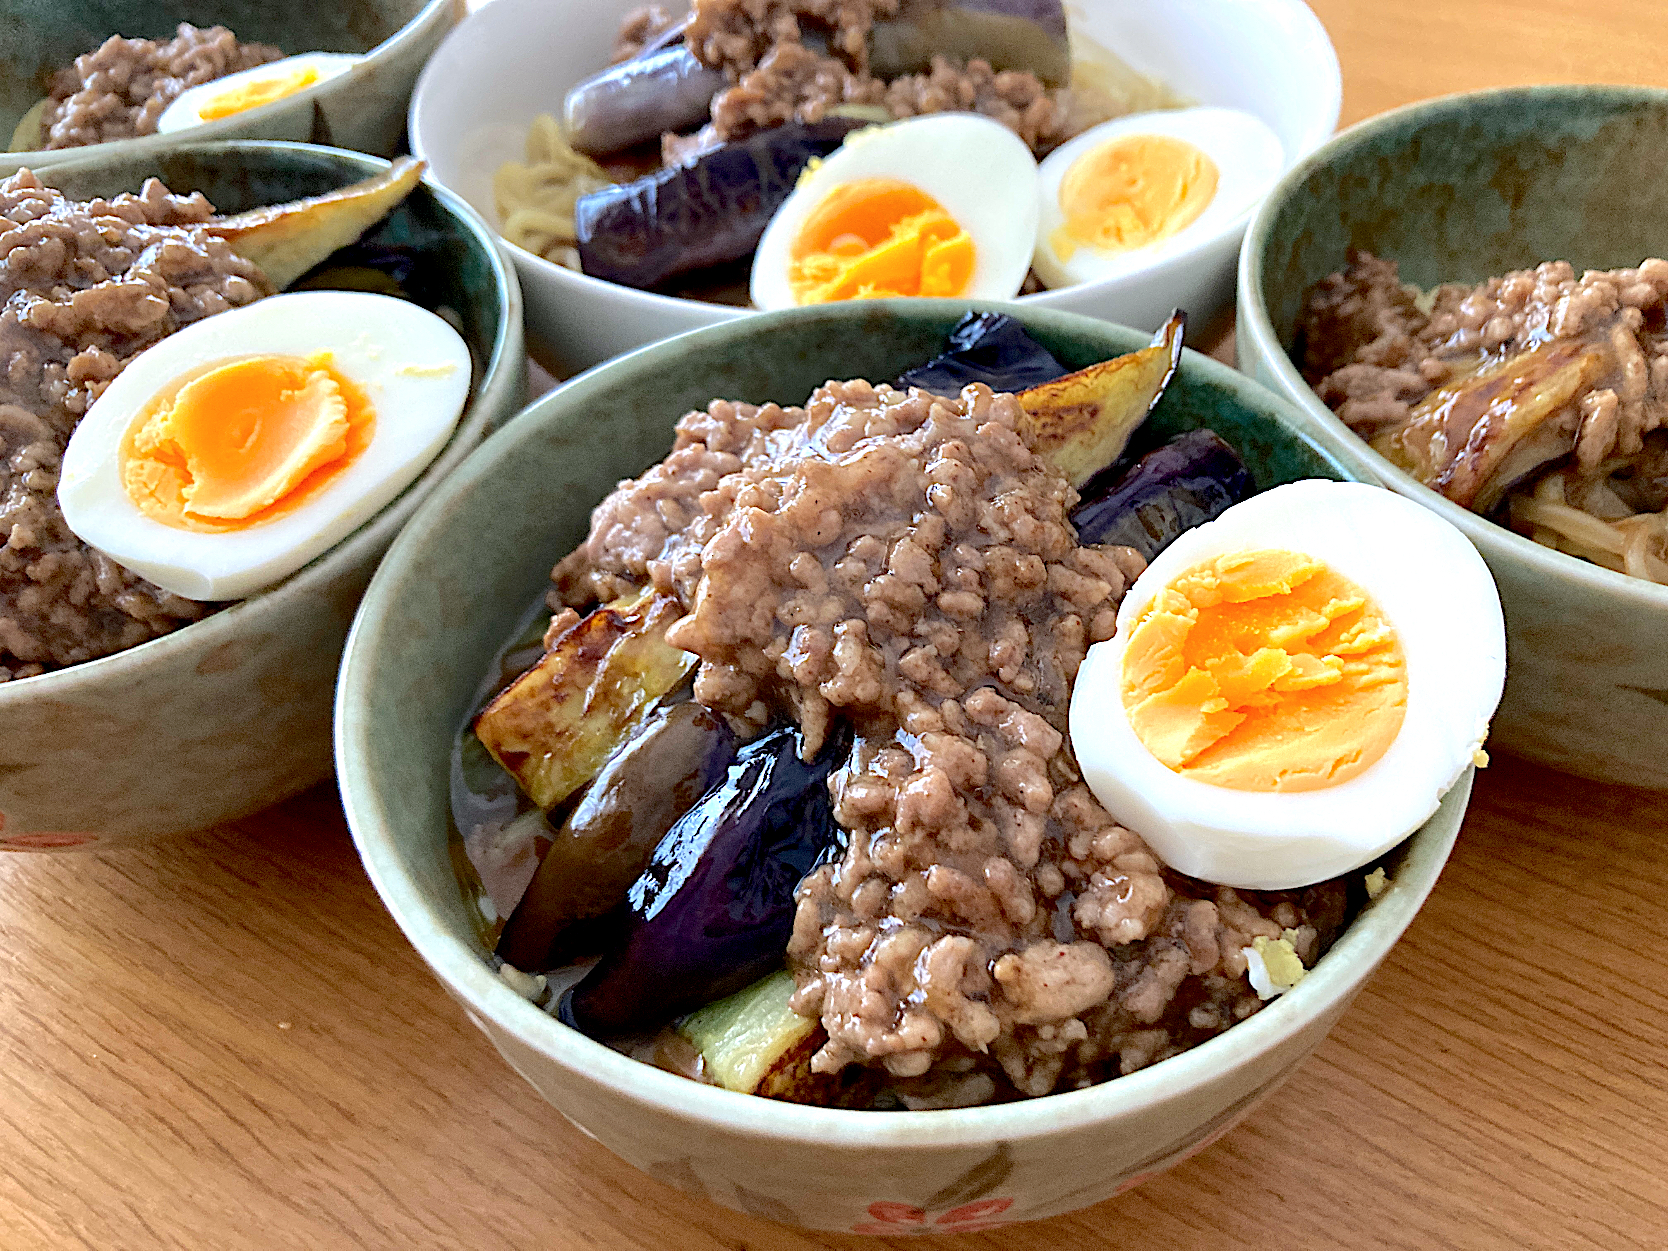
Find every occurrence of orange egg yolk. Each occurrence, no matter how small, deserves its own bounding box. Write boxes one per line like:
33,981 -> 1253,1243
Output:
198,65 -> 321,120
1120,549 -> 1407,792
120,353 -> 374,533
1051,134 -> 1219,260
789,178 -> 975,304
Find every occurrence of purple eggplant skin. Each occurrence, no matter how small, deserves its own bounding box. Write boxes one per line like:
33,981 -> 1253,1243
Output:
561,722 -> 851,1038
1071,428 -> 1254,560
495,701 -> 738,972
575,118 -> 868,290
869,0 -> 1071,87
896,312 -> 1071,395
563,45 -> 728,157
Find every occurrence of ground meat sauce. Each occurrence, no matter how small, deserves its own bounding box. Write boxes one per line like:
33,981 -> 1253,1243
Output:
37,24 -> 285,151
0,170 -> 270,681
664,0 -> 1074,158
554,379 -> 1350,1100
1298,250 -> 1668,507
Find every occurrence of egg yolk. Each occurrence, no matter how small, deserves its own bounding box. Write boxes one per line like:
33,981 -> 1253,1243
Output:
120,353 -> 374,533
198,65 -> 321,120
1051,135 -> 1219,260
789,179 -> 975,304
1120,549 -> 1407,792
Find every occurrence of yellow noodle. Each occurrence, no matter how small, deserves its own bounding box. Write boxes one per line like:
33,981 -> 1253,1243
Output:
493,113 -> 611,269
1512,490 -> 1668,585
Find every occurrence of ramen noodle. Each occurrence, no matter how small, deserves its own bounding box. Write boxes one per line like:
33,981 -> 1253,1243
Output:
493,114 -> 611,269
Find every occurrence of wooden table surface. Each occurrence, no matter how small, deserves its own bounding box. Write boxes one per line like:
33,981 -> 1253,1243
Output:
6,3 -> 1668,1247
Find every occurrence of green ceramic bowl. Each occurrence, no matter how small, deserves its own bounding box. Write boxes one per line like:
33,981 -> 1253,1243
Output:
0,139 -> 523,849
1238,85 -> 1668,790
336,301 -> 1467,1232
0,0 -> 459,170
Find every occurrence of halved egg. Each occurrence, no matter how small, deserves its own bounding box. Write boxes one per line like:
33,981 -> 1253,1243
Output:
58,290 -> 470,601
1069,480 -> 1505,890
156,53 -> 362,133
750,114 -> 1038,310
1032,107 -> 1284,289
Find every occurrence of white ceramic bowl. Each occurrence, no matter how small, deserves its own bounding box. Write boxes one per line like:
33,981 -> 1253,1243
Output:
337,302 -> 1462,1232
410,0 -> 1340,374
0,0 -> 461,174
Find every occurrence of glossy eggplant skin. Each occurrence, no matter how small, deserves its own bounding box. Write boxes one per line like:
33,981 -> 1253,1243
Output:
575,118 -> 867,290
869,0 -> 1071,87
895,312 -> 1070,395
561,723 -> 850,1038
1071,428 -> 1254,560
496,701 -> 738,972
563,45 -> 728,157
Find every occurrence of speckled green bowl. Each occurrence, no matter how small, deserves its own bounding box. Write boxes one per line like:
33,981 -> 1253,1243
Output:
0,140 -> 522,849
336,301 -> 1468,1232
0,0 -> 460,171
1238,85 -> 1668,790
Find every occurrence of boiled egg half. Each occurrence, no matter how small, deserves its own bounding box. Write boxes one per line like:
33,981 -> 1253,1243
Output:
1069,480 -> 1505,890
59,290 -> 470,601
750,114 -> 1038,310
1032,107 -> 1284,289
156,53 -> 362,133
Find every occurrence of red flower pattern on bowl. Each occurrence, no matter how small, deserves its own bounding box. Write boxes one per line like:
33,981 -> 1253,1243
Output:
850,1197 -> 1014,1235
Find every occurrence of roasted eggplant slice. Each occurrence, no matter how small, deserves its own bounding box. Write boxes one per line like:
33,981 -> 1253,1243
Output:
575,118 -> 867,289
208,156 -> 425,289
1021,311 -> 1186,488
496,701 -> 738,970
678,969 -> 817,1095
564,43 -> 728,157
1384,342 -> 1606,511
473,589 -> 697,812
868,0 -> 1071,87
1072,428 -> 1253,559
561,723 -> 849,1037
895,311 -> 1071,394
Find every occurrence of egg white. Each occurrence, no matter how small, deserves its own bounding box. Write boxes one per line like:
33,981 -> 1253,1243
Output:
1033,107 -> 1284,290
156,53 -> 362,133
1069,480 -> 1506,890
58,290 -> 471,602
750,113 -> 1039,311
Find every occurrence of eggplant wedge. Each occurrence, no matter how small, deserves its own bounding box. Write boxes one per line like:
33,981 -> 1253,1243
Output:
1020,311 -> 1185,488
561,723 -> 848,1037
495,700 -> 737,970
474,589 -> 697,812
896,310 -> 1072,395
209,156 -> 425,289
679,969 -> 818,1096
1384,341 -> 1605,511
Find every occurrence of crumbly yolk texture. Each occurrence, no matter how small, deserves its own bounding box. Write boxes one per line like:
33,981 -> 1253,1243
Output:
1120,549 -> 1407,792
789,178 -> 974,303
1051,134 -> 1218,260
198,65 -> 321,120
121,353 -> 374,533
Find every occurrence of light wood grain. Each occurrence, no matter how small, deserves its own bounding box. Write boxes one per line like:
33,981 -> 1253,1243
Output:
6,2 -> 1668,1247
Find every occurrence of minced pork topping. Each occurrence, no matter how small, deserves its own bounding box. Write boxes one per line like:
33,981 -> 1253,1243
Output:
554,378 -> 1349,1099
37,24 -> 284,151
649,0 -> 1078,164
0,169 -> 270,681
